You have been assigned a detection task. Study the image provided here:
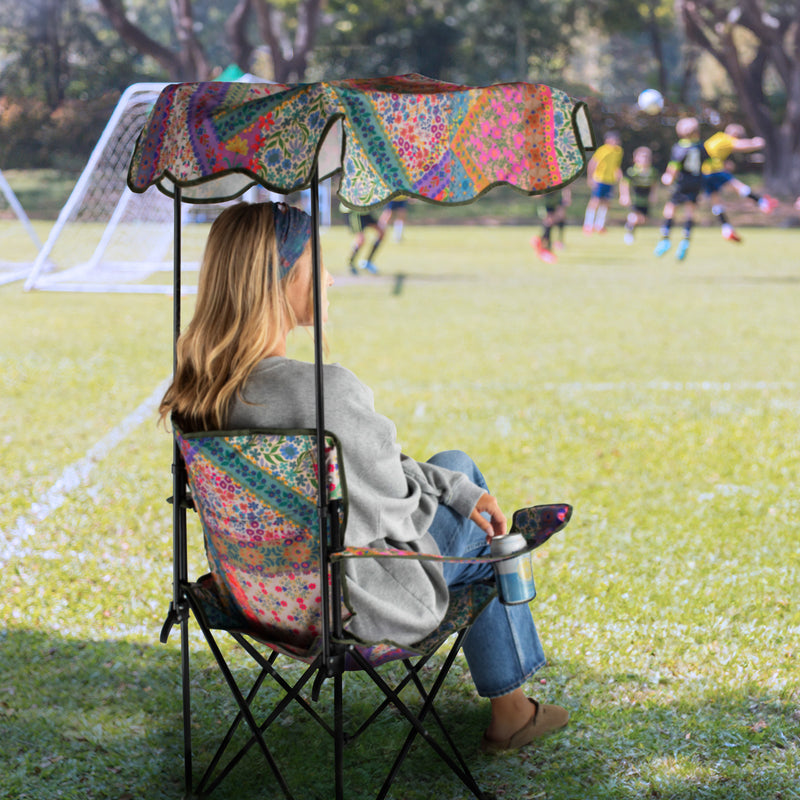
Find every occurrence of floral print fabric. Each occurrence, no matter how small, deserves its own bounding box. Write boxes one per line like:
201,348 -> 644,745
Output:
128,73 -> 593,207
176,428 -> 570,665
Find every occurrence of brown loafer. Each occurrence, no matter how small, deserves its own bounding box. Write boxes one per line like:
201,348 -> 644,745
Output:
480,698 -> 569,754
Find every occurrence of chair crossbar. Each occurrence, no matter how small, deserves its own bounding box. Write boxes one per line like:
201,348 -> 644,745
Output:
345,634 -> 486,800
189,619 -> 332,797
200,658 -> 272,794
232,633 -> 335,735
186,595 -> 487,799
190,599 -> 294,800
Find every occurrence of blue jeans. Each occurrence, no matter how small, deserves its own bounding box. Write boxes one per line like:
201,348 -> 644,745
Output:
426,451 -> 546,698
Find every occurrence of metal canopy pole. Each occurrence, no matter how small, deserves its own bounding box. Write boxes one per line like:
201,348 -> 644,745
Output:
308,165 -> 345,800
156,186 -> 193,792
310,168 -> 335,658
165,185 -> 188,620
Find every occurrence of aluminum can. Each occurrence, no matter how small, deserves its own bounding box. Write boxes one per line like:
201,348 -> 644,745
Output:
490,533 -> 536,605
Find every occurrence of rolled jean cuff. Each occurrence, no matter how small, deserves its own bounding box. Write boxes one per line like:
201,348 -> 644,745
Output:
462,598 -> 547,698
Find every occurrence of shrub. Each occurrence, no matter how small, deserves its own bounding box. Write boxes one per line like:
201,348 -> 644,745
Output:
0,93 -> 118,170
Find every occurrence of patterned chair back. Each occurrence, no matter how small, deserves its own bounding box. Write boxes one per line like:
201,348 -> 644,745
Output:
176,425 -> 572,666
176,427 -> 344,653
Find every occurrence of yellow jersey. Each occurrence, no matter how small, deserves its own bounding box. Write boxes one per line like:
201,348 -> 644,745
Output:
590,144 -> 623,184
702,131 -> 736,174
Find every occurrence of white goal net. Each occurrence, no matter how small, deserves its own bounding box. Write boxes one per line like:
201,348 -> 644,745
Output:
22,81 -> 335,294
23,83 -> 188,294
0,168 -> 42,286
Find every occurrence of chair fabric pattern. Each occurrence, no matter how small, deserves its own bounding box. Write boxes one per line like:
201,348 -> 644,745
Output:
177,429 -> 344,650
176,427 -> 570,666
128,73 -> 594,207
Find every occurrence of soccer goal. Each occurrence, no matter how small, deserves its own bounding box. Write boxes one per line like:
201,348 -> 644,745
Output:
22,82 -> 190,294
0,168 -> 43,286
23,81 -> 335,294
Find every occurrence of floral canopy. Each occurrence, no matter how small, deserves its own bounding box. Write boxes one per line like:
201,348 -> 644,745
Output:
127,73 -> 595,208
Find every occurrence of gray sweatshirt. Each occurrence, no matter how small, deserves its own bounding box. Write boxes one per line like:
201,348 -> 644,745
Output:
227,357 -> 486,646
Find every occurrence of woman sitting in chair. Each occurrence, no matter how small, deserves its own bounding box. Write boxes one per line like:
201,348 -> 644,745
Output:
159,201 -> 569,753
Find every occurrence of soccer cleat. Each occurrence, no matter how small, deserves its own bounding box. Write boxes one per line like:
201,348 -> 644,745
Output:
624,231 -> 634,245
582,224 -> 593,234
676,238 -> 690,260
531,235 -> 556,263
348,261 -> 358,275
723,228 -> 743,243
537,247 -> 558,264
360,259 -> 378,274
654,238 -> 671,257
759,195 -> 779,213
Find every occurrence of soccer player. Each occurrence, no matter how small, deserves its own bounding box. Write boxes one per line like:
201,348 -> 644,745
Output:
654,117 -> 706,261
620,146 -> 658,244
379,198 -> 409,242
345,207 -> 386,274
583,131 -> 623,234
531,188 -> 571,263
702,123 -> 778,243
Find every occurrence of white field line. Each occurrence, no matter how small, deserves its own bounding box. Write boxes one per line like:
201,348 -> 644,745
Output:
1,377 -> 796,567
0,377 -> 171,566
392,379 -> 800,394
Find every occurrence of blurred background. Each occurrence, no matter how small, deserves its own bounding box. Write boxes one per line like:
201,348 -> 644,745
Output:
1,0 -> 798,219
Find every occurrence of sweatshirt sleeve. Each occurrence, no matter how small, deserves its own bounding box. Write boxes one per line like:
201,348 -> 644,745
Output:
400,455 -> 486,520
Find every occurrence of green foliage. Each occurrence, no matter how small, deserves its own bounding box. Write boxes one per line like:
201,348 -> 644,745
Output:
1,223 -> 798,798
312,0 -> 578,84
0,0 -> 160,106
0,96 -> 119,170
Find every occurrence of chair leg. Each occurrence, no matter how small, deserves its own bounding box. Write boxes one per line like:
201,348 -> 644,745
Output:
334,672 -> 344,800
180,616 -> 193,797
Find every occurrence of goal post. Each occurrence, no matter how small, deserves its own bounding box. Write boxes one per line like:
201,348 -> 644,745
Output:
23,82 -> 183,293
22,80 -> 334,293
0,168 -> 43,286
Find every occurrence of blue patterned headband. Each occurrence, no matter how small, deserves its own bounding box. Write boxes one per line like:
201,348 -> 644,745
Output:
272,202 -> 312,279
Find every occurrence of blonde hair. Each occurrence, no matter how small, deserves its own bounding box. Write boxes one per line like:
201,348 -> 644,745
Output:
159,202 -> 307,431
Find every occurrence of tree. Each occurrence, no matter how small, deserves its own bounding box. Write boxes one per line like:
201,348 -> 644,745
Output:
96,0 -> 323,82
312,0 -> 578,86
585,0 -> 677,97
679,0 -> 800,195
0,0 -> 139,108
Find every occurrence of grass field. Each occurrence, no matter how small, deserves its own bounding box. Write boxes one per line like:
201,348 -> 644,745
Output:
1,222 -> 799,799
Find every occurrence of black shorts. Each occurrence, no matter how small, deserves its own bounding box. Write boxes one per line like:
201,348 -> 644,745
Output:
671,180 -> 702,205
348,212 -> 378,233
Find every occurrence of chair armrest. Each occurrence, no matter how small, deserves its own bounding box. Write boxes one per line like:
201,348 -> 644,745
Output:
330,503 -> 571,564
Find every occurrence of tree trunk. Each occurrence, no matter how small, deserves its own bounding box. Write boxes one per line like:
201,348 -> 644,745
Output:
254,0 -> 322,83
97,0 -> 194,79
679,0 -> 800,196
168,0 -> 211,80
226,0 -> 255,74
646,2 -> 667,96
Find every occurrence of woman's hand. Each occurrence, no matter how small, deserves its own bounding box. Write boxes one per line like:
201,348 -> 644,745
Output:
470,493 -> 507,543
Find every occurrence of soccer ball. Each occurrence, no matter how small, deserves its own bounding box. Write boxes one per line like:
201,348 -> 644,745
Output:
637,88 -> 664,115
